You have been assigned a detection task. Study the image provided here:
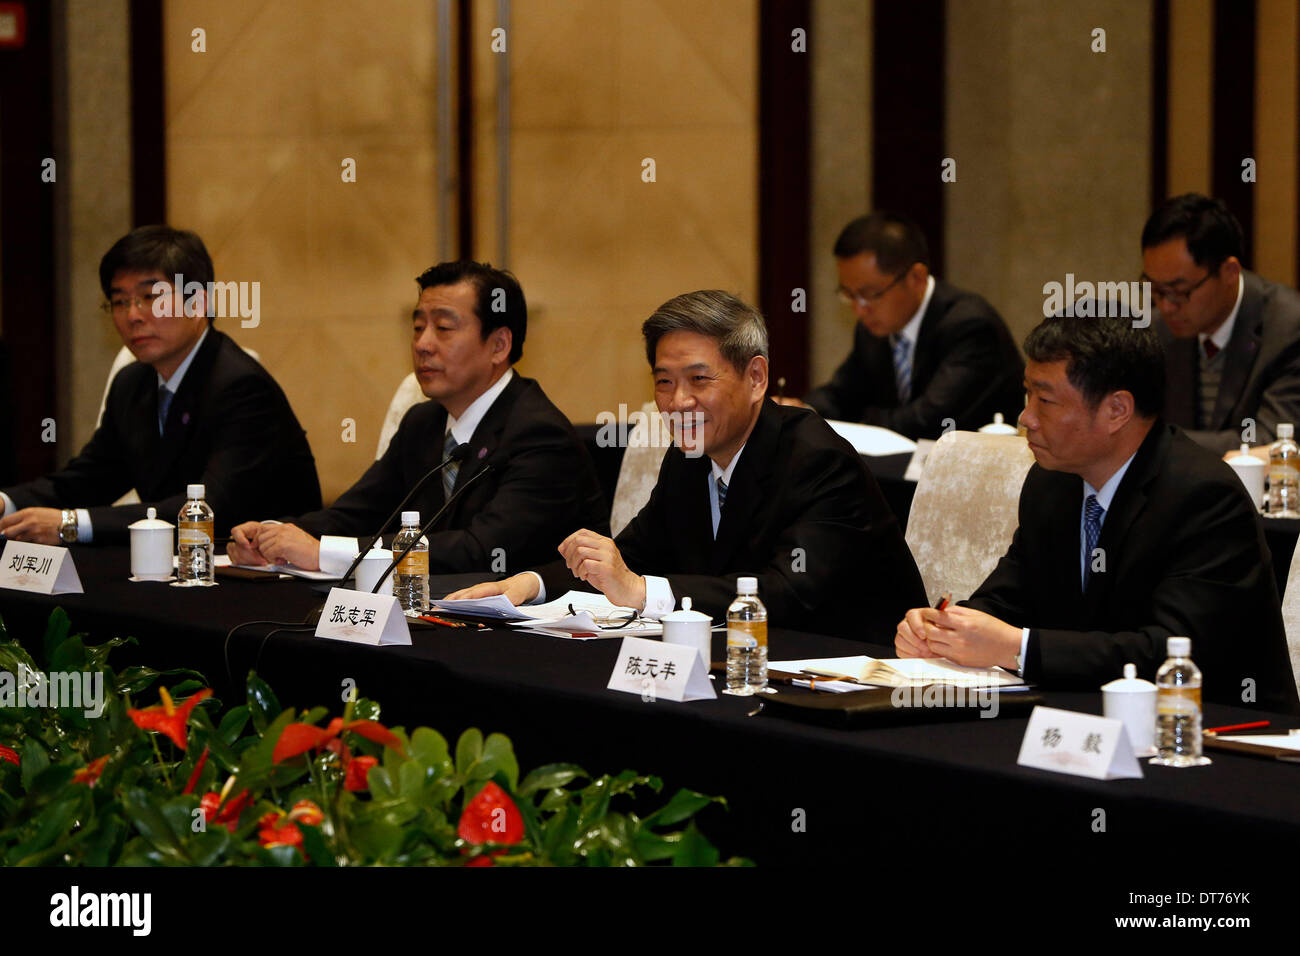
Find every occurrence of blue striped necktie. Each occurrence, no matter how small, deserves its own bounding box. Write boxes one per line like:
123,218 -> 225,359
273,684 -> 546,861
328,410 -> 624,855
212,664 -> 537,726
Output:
442,434 -> 461,499
1083,494 -> 1104,588
716,475 -> 728,510
892,335 -> 912,402
157,385 -> 173,434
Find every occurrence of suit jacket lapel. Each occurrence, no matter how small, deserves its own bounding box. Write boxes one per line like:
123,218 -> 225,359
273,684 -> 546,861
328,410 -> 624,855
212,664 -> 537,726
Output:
670,453 -> 715,573
151,328 -> 222,478
908,281 -> 946,394
1213,276 -> 1264,430
709,401 -> 779,573
441,375 -> 520,517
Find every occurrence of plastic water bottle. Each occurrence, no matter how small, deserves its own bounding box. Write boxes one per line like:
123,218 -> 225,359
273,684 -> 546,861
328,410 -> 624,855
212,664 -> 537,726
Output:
724,576 -> 768,696
1149,636 -> 1211,768
175,483 -> 215,587
391,511 -> 429,613
1268,423 -> 1300,516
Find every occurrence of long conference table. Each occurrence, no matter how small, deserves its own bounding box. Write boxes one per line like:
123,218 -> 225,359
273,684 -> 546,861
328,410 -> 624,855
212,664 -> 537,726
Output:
2,547 -> 1299,907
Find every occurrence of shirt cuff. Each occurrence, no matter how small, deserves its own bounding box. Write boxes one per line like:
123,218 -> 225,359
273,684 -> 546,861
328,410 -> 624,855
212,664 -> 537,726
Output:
641,575 -> 676,618
77,509 -> 93,544
1018,627 -> 1031,676
319,535 -> 360,577
0,492 -> 14,517
523,571 -> 547,604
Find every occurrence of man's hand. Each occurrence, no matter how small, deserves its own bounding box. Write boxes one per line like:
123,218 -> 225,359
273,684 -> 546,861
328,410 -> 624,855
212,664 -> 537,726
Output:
444,573 -> 540,605
247,523 -> 322,571
911,606 -> 1021,670
895,607 -> 944,659
557,529 -> 646,610
227,521 -> 271,565
0,507 -> 65,545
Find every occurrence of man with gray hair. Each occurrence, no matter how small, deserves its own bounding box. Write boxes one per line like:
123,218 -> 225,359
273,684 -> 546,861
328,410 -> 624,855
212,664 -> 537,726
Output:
449,290 -> 926,638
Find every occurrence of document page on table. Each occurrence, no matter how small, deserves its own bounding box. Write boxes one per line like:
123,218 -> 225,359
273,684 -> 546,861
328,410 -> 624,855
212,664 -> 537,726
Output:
770,655 -> 1023,691
214,555 -> 339,582
508,590 -> 664,639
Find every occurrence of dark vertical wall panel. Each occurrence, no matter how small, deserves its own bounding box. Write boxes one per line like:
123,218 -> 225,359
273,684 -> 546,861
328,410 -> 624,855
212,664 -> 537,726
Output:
129,0 -> 165,226
871,0 -> 944,277
758,0 -> 811,395
1151,0 -> 1169,207
1212,0 -> 1255,265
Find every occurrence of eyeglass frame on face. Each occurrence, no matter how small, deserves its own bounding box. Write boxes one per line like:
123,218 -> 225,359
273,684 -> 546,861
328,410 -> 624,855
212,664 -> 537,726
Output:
1141,266 -> 1218,307
100,291 -> 165,316
836,268 -> 909,308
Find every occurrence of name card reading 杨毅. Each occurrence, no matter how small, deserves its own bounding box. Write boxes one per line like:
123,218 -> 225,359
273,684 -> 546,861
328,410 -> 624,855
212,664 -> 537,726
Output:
0,541 -> 83,595
315,587 -> 411,646
1017,705 -> 1142,780
607,635 -> 716,702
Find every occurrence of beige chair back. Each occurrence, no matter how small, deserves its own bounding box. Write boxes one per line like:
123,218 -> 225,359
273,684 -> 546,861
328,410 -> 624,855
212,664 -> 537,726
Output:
376,372 -> 428,459
610,402 -> 672,537
904,431 -> 1035,605
1278,539 -> 1300,701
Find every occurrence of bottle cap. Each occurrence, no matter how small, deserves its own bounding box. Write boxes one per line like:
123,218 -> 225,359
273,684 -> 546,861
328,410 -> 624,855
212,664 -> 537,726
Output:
1167,636 -> 1192,658
1279,423 -> 1295,439
401,511 -> 420,525
187,483 -> 205,499
736,576 -> 758,595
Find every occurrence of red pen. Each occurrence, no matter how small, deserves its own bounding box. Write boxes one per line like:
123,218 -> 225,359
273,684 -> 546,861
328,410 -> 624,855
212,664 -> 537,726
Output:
1205,720 -> 1270,735
934,592 -> 952,612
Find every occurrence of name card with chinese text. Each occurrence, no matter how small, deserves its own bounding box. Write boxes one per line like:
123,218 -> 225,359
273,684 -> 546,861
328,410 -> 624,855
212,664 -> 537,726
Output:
607,636 -> 715,702
1017,705 -> 1142,780
0,541 -> 83,595
315,587 -> 411,646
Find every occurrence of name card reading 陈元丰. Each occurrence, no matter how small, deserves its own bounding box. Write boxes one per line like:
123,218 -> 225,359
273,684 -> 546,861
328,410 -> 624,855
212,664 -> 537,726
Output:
315,586 -> 411,646
1017,705 -> 1142,780
607,635 -> 716,702
0,541 -> 83,595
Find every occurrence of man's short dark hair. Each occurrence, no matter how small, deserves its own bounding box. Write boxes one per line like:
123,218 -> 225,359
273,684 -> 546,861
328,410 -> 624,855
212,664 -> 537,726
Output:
642,290 -> 769,374
1024,310 -> 1165,418
832,212 -> 930,273
1140,193 -> 1245,272
416,260 -> 526,365
99,225 -> 216,323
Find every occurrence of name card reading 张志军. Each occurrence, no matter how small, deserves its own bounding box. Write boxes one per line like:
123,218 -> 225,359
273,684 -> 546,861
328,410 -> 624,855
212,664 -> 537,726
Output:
1017,705 -> 1142,780
315,587 -> 411,646
0,541 -> 83,595
607,636 -> 716,702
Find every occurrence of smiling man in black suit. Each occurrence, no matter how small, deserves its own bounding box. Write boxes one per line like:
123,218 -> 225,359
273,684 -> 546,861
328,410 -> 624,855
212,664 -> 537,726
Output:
0,225 -> 321,545
895,311 -> 1299,713
785,212 -> 1024,439
227,260 -> 607,576
449,289 -> 927,638
1143,193 -> 1300,455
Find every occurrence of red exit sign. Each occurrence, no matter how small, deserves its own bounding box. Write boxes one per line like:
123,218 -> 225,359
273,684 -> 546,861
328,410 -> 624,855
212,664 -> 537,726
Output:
0,3 -> 26,49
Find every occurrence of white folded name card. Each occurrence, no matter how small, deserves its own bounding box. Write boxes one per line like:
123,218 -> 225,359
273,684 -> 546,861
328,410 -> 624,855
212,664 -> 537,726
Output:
607,635 -> 715,702
1017,705 -> 1142,780
315,587 -> 411,646
0,541 -> 83,595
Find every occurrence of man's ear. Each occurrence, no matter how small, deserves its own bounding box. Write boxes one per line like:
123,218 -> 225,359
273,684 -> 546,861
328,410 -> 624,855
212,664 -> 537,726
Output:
1106,390 -> 1136,433
748,354 -> 769,395
490,326 -> 512,364
1221,255 -> 1243,284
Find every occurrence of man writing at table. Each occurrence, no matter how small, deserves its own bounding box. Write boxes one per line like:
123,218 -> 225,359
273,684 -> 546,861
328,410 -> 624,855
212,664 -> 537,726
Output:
227,260 -> 607,576
0,225 -> 321,545
895,311 -> 1300,713
449,290 -> 927,637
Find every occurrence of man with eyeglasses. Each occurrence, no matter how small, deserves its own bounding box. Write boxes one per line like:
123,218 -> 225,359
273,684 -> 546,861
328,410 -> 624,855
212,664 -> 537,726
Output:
779,212 -> 1023,439
0,225 -> 321,545
1142,193 -> 1300,456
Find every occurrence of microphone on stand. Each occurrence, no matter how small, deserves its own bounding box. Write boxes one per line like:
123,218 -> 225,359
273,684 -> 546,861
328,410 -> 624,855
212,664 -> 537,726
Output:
336,442 -> 470,586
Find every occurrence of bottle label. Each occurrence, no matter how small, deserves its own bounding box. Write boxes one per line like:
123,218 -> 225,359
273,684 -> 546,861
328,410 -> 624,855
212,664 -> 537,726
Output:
1156,686 -> 1201,716
178,520 -> 214,547
397,550 -> 428,577
727,621 -> 767,649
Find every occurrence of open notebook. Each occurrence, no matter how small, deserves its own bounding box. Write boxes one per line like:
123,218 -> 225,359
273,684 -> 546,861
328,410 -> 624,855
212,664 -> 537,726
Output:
770,655 -> 1023,690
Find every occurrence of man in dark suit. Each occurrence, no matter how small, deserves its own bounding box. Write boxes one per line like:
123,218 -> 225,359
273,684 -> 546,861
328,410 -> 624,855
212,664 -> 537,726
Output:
786,213 -> 1023,439
227,260 -> 607,576
896,312 -> 1299,714
448,290 -> 927,638
0,226 -> 321,545
1143,193 -> 1300,456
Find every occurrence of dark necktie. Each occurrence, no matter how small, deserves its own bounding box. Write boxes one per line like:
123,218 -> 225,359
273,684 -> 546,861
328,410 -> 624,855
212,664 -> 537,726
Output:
716,475 -> 728,510
892,335 -> 912,402
1083,494 -> 1104,589
157,385 -> 173,435
442,434 -> 461,500
1203,339 -> 1220,360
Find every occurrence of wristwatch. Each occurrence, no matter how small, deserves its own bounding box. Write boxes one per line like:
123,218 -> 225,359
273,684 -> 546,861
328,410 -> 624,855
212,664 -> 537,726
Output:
58,509 -> 78,544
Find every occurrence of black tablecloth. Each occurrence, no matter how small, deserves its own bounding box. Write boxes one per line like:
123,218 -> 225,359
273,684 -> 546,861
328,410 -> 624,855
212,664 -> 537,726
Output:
3,545 -> 1298,886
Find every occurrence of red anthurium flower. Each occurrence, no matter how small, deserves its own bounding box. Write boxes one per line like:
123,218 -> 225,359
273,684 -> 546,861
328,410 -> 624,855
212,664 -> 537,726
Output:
199,776 -> 252,833
0,744 -> 19,766
72,755 -> 109,787
458,781 -> 526,849
127,687 -> 212,751
182,745 -> 210,795
272,716 -> 404,764
344,755 -> 377,792
257,800 -> 323,860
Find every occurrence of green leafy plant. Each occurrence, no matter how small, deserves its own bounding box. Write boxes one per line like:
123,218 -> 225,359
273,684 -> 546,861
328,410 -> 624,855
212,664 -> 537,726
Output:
0,609 -> 749,866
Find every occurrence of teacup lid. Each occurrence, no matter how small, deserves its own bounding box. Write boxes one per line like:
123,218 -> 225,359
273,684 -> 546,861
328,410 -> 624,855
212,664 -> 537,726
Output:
661,596 -> 710,622
362,548 -> 393,559
1101,662 -> 1156,692
1227,443 -> 1265,467
129,507 -> 173,530
979,412 -> 1019,435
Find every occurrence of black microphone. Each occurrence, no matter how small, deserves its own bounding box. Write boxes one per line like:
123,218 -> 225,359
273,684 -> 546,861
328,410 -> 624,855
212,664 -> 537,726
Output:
336,442 -> 470,585
371,462 -> 495,596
